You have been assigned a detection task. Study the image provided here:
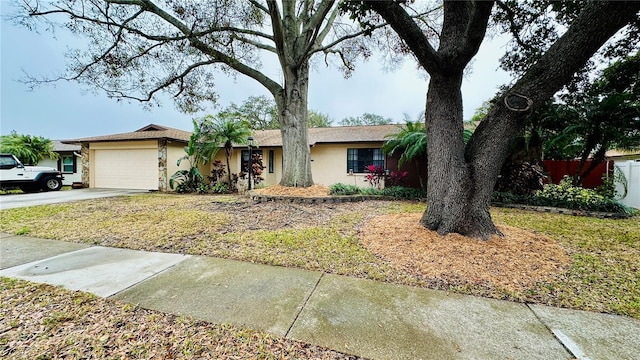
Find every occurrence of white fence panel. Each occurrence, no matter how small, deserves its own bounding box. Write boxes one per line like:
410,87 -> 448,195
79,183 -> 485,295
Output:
615,160 -> 640,209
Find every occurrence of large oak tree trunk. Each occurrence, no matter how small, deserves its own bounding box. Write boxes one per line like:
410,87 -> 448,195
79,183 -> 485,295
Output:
420,74 -> 500,239
276,62 -> 314,187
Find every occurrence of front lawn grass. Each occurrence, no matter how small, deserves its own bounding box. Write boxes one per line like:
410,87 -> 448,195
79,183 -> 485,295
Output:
0,193 -> 637,319
492,209 -> 640,317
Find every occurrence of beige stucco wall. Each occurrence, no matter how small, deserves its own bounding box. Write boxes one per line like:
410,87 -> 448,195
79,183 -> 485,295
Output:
207,143 -> 385,188
311,143 -> 384,187
38,156 -> 82,185
208,147 -> 283,187
166,141 -> 192,189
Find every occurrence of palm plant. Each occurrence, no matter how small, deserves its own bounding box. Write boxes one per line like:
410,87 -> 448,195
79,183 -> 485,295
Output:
0,132 -> 58,165
198,114 -> 252,186
382,113 -> 428,189
383,113 -> 474,189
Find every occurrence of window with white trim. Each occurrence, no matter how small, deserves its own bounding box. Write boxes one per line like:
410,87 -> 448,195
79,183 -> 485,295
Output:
347,148 -> 384,173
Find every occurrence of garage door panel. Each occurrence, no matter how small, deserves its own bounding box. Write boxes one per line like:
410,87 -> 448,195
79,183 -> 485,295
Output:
94,149 -> 158,190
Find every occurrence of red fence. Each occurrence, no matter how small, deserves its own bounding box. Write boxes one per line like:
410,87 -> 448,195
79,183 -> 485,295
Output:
543,160 -> 613,189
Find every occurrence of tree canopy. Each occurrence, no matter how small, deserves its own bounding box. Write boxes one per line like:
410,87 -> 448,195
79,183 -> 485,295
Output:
530,53 -> 640,183
16,0 -> 415,187
219,95 -> 332,130
338,113 -> 393,126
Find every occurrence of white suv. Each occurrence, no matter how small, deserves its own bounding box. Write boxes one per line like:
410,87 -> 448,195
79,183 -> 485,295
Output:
0,154 -> 64,192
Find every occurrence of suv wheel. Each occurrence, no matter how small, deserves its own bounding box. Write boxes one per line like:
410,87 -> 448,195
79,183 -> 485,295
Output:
42,177 -> 63,191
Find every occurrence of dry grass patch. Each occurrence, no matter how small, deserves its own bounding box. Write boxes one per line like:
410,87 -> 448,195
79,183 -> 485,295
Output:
252,184 -> 330,197
359,213 -> 571,292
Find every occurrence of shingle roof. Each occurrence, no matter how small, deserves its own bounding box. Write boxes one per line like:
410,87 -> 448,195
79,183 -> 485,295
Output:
250,124 -> 401,147
62,124 -> 191,144
61,123 -> 401,147
51,140 -> 81,152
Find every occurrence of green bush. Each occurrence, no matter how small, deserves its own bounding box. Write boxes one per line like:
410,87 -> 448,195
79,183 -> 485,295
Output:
381,186 -> 427,200
359,187 -> 382,195
329,183 -> 427,200
211,182 -> 230,194
493,176 -> 635,215
197,183 -> 211,194
329,183 -> 360,196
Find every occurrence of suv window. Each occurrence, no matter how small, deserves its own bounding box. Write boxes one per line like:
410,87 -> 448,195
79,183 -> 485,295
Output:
0,155 -> 19,169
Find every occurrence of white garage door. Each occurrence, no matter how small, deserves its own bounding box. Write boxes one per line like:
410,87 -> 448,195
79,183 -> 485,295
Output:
94,149 -> 158,190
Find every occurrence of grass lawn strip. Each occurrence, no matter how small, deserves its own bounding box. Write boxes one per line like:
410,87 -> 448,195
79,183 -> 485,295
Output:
0,193 -> 637,319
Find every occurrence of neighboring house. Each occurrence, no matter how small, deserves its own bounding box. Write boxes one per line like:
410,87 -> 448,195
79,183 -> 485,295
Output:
64,123 -> 409,191
607,150 -> 640,209
37,141 -> 82,186
63,124 -> 192,191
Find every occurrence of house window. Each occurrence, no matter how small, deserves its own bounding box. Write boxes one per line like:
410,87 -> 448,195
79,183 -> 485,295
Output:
58,154 -> 76,174
62,155 -> 74,173
241,149 -> 263,172
347,148 -> 384,173
268,150 -> 274,173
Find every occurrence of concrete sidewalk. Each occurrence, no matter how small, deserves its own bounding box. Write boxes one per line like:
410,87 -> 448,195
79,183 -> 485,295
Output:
1,234 -> 639,359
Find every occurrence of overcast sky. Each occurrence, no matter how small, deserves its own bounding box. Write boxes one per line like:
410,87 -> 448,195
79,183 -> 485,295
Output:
1,2 -> 513,140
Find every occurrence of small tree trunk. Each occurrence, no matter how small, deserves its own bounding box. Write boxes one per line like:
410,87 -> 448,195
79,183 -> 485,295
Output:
276,62 -> 314,187
225,148 -> 232,186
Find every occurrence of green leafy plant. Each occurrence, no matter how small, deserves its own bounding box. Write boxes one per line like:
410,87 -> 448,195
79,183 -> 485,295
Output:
381,186 -> 427,200
359,187 -> 382,195
0,131 -> 58,165
493,176 -> 635,215
211,182 -> 230,194
170,161 -> 204,193
329,183 -> 360,196
197,182 -> 211,194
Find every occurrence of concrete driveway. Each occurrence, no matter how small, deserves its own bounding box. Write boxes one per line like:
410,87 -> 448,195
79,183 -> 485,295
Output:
0,188 -> 149,210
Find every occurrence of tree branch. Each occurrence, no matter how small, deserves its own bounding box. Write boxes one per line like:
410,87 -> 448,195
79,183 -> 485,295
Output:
266,0 -> 290,68
248,0 -> 269,14
368,0 -> 442,74
231,34 -> 277,53
103,59 -> 220,103
495,0 -> 535,52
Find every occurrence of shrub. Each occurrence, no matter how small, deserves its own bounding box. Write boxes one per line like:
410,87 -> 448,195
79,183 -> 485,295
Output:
211,182 -> 230,194
536,176 -> 607,207
209,160 -> 226,184
329,183 -> 360,196
386,171 -> 409,187
359,187 -> 382,195
197,183 -> 211,194
381,186 -> 427,200
364,165 -> 386,189
493,176 -> 635,215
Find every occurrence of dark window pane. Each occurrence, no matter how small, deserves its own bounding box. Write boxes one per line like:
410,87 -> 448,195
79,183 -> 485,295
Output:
346,148 -> 384,173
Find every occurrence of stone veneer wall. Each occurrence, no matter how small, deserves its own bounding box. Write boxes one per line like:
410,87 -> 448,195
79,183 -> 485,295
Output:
81,143 -> 90,187
158,139 -> 168,192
